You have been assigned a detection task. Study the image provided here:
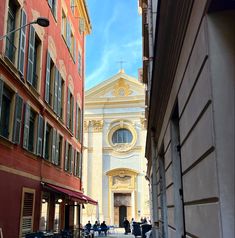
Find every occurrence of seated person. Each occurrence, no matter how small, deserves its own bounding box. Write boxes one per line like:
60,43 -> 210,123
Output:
99,221 -> 108,236
93,221 -> 100,231
85,221 -> 92,232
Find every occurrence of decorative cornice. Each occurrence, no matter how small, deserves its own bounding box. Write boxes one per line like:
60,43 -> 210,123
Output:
90,120 -> 104,132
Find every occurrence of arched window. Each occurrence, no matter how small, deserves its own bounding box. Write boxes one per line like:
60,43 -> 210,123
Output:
112,129 -> 133,144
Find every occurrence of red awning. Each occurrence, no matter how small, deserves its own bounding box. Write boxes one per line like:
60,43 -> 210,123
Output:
44,183 -> 97,205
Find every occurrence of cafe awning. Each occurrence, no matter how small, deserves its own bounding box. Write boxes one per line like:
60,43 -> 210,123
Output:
44,183 -> 98,205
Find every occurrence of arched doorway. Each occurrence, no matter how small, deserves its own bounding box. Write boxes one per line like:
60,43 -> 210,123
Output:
119,206 -> 127,227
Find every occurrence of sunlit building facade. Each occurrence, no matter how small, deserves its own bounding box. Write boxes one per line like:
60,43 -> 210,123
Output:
0,0 -> 94,237
82,70 -> 150,226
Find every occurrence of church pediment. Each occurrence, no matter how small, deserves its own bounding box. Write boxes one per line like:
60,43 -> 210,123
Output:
85,72 -> 145,102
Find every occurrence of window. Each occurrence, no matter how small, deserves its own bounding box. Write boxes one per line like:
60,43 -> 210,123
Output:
112,128 -> 133,144
71,0 -> 75,14
44,123 -> 53,161
45,52 -> 63,119
20,189 -> 35,237
61,10 -> 66,39
28,109 -> 36,152
40,192 -> 50,231
75,103 -> 82,141
27,25 -> 42,91
78,51 -> 82,76
54,201 -> 60,231
54,133 -> 62,166
48,0 -> 57,19
6,2 -> 26,73
64,141 -> 74,172
0,79 -> 23,143
0,84 -> 14,138
5,1 -> 18,63
42,122 -> 61,165
67,89 -> 74,132
23,104 -> 40,153
70,31 -> 76,61
79,18 -> 85,35
74,151 -> 82,178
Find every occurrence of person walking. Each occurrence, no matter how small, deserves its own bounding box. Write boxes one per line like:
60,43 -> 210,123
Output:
123,217 -> 130,235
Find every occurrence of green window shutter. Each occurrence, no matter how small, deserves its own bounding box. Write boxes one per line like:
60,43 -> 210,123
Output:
52,128 -> 56,164
13,94 -> 23,144
71,95 -> 74,133
70,148 -> 74,173
26,25 -> 35,85
0,79 -> 4,121
48,0 -> 52,8
42,121 -> 47,158
75,103 -> 78,139
45,52 -> 51,103
74,151 -> 77,176
67,89 -> 70,128
57,73 -> 62,118
78,152 -> 82,178
23,103 -> 30,149
18,9 -> 27,75
79,107 -> 82,141
55,132 -> 60,165
64,141 -> 68,171
37,115 -> 43,156
73,39 -> 76,62
53,68 -> 59,114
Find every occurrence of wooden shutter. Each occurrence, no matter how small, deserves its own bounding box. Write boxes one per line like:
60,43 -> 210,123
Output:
78,152 -> 82,178
48,0 -> 52,8
51,128 -> 56,164
18,9 -> 27,75
66,21 -> 71,48
55,132 -> 60,165
20,191 -> 34,237
67,89 -> 70,128
74,151 -> 77,176
73,39 -> 76,61
37,115 -> 43,156
42,121 -> 47,158
70,148 -> 74,173
27,25 -> 35,85
57,73 -> 62,118
13,94 -> 23,144
64,141 -> 68,171
53,68 -> 59,114
79,106 -> 82,141
0,79 -> 4,121
75,103 -> 78,139
71,95 -> 74,133
23,104 -> 30,149
45,52 -> 51,103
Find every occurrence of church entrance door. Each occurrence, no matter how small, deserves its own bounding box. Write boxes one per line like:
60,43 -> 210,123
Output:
119,205 -> 127,227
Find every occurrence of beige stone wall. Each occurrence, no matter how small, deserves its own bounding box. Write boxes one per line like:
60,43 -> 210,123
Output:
152,7 -> 235,238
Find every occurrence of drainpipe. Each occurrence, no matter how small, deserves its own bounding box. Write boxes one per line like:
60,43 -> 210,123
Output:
151,129 -> 159,238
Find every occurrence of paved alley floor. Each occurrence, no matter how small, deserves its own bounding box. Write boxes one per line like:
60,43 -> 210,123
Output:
95,228 -> 135,238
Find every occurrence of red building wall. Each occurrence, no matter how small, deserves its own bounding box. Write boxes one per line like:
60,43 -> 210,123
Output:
0,0 -> 91,237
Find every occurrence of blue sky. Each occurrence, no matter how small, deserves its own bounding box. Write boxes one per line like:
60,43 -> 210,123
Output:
85,0 -> 142,89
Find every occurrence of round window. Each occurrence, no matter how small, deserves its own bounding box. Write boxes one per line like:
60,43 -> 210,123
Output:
112,128 -> 133,144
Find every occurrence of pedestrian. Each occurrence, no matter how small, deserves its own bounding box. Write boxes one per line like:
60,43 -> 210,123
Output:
123,217 -> 130,235
130,218 -> 135,233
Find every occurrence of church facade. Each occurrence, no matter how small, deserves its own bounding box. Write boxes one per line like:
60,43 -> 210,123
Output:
82,70 -> 150,226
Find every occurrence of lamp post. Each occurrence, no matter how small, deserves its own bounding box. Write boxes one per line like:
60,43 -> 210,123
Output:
0,17 -> 49,40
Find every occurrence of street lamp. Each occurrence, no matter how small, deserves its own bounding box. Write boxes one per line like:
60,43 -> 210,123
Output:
0,17 -> 49,40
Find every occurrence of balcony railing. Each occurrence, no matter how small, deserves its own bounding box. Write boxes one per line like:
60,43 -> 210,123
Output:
5,36 -> 16,63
